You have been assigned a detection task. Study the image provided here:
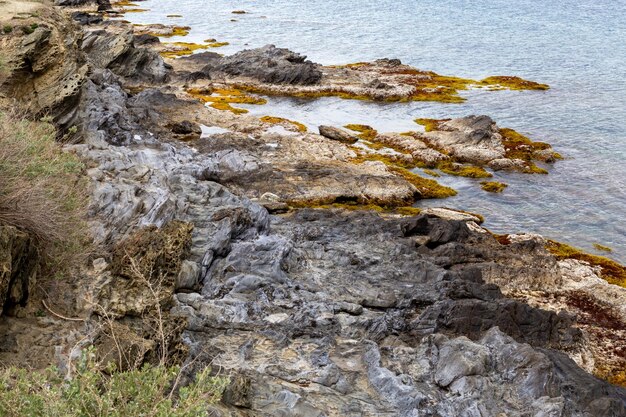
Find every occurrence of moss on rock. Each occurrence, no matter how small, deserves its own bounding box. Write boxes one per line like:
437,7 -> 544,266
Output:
260,116 -> 307,132
480,181 -> 508,193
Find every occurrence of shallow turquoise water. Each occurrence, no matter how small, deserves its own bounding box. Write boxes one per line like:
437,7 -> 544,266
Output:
126,0 -> 626,262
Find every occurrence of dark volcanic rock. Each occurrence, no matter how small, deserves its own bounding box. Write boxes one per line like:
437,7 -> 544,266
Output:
207,45 -> 323,85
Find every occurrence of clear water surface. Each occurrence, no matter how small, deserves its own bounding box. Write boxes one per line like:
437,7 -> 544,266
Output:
125,0 -> 626,262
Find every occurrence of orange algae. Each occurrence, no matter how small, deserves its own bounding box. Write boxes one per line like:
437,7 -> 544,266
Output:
422,169 -> 441,177
121,8 -> 149,13
499,127 -> 557,173
186,87 -> 266,114
478,76 -> 549,91
437,161 -> 492,178
545,240 -> 626,288
414,118 -> 450,132
160,42 -> 210,58
260,116 -> 307,132
112,0 -> 138,5
389,166 -> 457,199
168,26 -> 190,37
207,41 -> 229,48
344,124 -> 378,141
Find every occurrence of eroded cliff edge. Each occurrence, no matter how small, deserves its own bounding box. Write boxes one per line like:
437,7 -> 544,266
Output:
0,2 -> 625,416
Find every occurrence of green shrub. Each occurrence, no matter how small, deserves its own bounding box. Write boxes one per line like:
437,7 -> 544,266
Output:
0,350 -> 229,417
21,24 -> 38,35
2,25 -> 12,34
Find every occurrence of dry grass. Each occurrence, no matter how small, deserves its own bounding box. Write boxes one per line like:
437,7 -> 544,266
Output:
0,110 -> 89,267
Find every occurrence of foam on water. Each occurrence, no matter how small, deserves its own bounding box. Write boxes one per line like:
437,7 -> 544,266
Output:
126,0 -> 626,261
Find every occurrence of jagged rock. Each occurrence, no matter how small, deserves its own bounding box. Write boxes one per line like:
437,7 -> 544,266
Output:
133,33 -> 160,47
172,209 -> 625,415
318,125 -> 359,144
206,45 -> 323,85
82,28 -> 170,84
0,14 -> 88,133
0,226 -> 39,317
169,120 -> 202,139
55,0 -> 111,11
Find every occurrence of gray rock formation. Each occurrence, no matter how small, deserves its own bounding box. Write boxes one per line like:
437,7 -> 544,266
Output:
204,45 -> 323,85
1,4 -> 625,416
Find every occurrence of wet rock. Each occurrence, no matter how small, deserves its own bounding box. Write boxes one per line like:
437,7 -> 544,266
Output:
318,125 -> 359,144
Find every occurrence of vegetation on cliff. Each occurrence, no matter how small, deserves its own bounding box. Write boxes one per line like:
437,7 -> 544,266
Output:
0,352 -> 228,417
0,111 -> 88,267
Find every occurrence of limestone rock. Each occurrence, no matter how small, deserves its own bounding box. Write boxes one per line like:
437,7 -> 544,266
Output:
318,125 -> 359,144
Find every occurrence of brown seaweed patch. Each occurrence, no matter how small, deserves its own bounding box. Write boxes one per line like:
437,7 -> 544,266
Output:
565,291 -> 623,330
478,76 -> 550,91
480,181 -> 508,193
493,234 -> 512,245
546,240 -> 626,288
260,116 -> 307,132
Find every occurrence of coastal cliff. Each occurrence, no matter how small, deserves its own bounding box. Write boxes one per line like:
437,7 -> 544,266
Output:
0,1 -> 625,416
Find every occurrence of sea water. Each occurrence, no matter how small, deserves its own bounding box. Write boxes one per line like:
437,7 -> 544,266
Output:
124,0 -> 626,262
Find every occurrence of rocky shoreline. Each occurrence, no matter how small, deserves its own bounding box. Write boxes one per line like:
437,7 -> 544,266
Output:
1,1 -> 625,415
